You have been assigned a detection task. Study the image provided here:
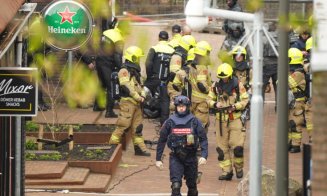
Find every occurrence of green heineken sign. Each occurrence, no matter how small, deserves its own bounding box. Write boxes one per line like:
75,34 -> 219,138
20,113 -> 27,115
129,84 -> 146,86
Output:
43,0 -> 93,50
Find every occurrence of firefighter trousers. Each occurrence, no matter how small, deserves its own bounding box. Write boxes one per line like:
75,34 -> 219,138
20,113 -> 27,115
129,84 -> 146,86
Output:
109,100 -> 147,151
289,100 -> 306,146
215,118 -> 246,174
305,101 -> 313,138
191,102 -> 209,132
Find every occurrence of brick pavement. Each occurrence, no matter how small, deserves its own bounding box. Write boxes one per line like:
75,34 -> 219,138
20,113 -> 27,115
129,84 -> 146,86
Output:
26,90 -> 305,196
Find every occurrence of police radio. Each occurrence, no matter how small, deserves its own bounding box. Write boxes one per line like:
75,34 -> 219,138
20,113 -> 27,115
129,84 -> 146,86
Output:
158,53 -> 171,81
111,72 -> 121,100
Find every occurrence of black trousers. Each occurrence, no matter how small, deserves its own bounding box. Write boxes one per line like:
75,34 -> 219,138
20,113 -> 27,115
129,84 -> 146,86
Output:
169,153 -> 198,196
160,84 -> 170,125
96,60 -> 114,111
262,64 -> 277,102
144,78 -> 160,96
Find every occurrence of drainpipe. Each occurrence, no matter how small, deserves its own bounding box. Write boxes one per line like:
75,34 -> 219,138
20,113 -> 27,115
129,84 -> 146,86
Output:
275,0 -> 290,195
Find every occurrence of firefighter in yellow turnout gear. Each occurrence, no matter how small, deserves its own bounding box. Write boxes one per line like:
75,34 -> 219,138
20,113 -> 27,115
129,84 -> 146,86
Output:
168,35 -> 196,111
207,63 -> 249,180
109,46 -> 151,156
231,46 -> 251,90
173,41 -> 212,131
288,48 -> 307,153
304,37 -> 313,142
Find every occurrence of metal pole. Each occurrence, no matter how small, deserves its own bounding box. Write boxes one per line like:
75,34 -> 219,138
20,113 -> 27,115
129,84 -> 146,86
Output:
16,33 -> 23,67
276,0 -> 290,195
14,32 -> 23,196
68,50 -> 73,81
14,117 -> 21,196
249,11 -> 264,196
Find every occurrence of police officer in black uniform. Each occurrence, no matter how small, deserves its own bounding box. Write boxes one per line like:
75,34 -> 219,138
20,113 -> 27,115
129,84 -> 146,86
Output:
222,0 -> 245,51
262,22 -> 278,104
95,22 -> 125,118
156,95 -> 208,196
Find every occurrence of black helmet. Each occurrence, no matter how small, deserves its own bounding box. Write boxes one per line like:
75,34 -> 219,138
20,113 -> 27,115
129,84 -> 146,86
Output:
227,0 -> 238,8
173,95 -> 191,117
174,95 -> 191,106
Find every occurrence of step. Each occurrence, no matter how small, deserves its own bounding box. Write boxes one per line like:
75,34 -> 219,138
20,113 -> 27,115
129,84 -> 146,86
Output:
26,167 -> 90,185
26,173 -> 112,193
25,161 -> 68,179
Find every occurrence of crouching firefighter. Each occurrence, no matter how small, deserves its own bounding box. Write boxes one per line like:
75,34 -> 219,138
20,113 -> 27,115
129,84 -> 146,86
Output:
109,46 -> 151,156
156,95 -> 208,196
207,63 -> 249,180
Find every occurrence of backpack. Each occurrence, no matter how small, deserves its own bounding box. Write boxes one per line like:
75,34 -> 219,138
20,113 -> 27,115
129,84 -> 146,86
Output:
111,71 -> 121,100
158,53 -> 172,81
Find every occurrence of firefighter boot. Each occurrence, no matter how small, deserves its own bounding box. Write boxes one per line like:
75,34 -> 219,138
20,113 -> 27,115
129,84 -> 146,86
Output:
289,145 -> 301,153
218,172 -> 233,181
235,168 -> 243,179
187,188 -> 198,196
134,145 -> 151,157
105,107 -> 118,118
93,101 -> 105,111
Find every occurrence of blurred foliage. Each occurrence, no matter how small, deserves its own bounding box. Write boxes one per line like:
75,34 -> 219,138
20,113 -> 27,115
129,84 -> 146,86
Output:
245,0 -> 263,12
62,63 -> 105,108
289,13 -> 313,34
82,0 -> 112,19
217,50 -> 234,68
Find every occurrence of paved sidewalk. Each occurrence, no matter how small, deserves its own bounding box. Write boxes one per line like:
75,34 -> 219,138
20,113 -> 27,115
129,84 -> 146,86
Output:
26,91 -> 304,196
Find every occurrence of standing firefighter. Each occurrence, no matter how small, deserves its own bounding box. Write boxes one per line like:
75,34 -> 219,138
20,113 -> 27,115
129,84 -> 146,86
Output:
169,24 -> 182,49
304,37 -> 313,142
207,63 -> 249,180
156,95 -> 208,196
168,35 -> 196,111
288,48 -> 307,153
144,31 -> 175,124
231,45 -> 251,123
231,46 -> 251,90
109,46 -> 151,156
173,41 -> 213,132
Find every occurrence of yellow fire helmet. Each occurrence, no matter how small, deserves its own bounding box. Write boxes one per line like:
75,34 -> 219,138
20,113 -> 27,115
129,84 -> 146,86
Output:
306,37 -> 313,52
231,45 -> 247,60
124,46 -> 144,64
194,41 -> 212,57
179,35 -> 196,51
187,48 -> 195,62
217,63 -> 233,78
288,48 -> 303,65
